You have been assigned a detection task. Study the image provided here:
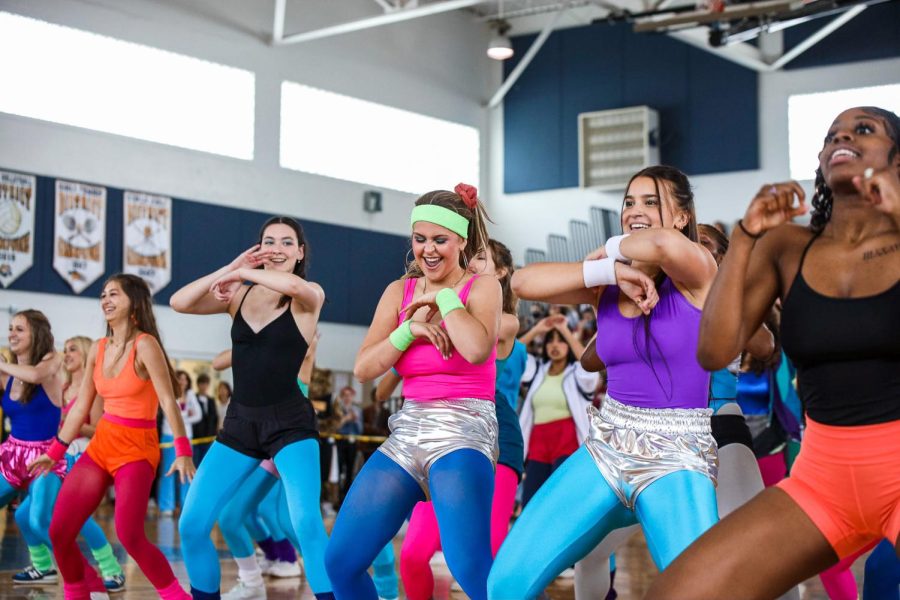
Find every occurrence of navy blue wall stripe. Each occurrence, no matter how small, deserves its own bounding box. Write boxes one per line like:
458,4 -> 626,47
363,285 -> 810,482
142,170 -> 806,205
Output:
503,22 -> 760,193
5,169 -> 409,326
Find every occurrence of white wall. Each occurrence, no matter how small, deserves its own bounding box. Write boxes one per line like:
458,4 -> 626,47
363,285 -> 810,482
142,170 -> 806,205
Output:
0,0 -> 494,369
486,55 -> 900,262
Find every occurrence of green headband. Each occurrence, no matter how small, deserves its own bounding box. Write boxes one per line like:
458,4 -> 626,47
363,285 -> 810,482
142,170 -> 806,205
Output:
410,205 -> 469,239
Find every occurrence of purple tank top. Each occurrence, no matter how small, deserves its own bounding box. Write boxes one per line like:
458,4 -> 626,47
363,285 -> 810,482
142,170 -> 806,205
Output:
595,278 -> 709,409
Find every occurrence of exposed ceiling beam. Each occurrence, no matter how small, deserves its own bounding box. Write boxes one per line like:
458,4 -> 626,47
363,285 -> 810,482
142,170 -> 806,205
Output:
273,0 -> 486,46
768,3 -> 866,69
668,28 -> 771,71
488,9 -> 566,108
272,0 -> 286,43
634,0 -> 798,32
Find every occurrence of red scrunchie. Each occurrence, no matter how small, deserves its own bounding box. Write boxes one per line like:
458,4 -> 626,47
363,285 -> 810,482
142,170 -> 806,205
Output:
454,183 -> 479,209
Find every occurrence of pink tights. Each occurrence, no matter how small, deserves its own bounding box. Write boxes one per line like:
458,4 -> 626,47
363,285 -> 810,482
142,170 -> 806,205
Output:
400,464 -> 519,600
49,454 -> 189,599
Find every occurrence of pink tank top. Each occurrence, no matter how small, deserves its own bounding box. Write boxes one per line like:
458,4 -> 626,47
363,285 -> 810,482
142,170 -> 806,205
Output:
394,275 -> 496,401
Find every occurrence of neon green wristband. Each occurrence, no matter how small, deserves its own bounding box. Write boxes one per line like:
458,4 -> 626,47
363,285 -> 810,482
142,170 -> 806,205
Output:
389,321 -> 415,352
436,287 -> 465,318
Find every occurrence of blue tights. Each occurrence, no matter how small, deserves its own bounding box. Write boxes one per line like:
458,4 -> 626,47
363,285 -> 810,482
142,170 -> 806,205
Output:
219,467 -> 278,559
863,539 -> 900,600
1,473 -> 61,549
325,449 -> 494,600
488,445 -> 718,599
179,440 -> 331,596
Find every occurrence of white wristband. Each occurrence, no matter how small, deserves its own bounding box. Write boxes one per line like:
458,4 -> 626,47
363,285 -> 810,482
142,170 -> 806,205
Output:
583,258 -> 617,288
604,234 -> 631,263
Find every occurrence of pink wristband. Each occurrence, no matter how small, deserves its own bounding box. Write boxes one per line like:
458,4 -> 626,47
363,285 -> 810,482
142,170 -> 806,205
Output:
174,437 -> 193,458
47,439 -> 68,463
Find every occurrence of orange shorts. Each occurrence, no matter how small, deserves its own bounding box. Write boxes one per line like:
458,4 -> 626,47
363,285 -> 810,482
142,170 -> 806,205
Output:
85,415 -> 161,476
778,417 -> 900,558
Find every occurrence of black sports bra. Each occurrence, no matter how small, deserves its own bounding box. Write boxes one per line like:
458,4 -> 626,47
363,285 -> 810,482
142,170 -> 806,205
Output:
780,232 -> 900,426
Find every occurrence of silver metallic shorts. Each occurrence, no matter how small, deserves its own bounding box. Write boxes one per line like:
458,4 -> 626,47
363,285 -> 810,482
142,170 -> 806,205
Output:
378,398 -> 498,499
585,396 -> 718,510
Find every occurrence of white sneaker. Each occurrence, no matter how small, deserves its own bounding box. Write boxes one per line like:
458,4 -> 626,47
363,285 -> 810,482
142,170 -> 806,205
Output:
257,558 -> 272,573
222,580 -> 267,600
557,567 -> 575,579
265,560 -> 302,578
90,593 -> 111,600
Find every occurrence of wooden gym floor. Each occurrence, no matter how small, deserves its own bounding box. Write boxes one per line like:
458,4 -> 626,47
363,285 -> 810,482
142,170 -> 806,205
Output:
0,503 -> 868,599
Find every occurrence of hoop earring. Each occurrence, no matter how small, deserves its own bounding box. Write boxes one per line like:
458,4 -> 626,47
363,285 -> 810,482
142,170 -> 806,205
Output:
405,248 -> 415,267
461,253 -> 469,270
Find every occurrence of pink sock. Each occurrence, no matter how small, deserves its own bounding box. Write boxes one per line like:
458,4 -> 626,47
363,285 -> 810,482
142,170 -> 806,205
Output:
400,501 -> 442,600
491,465 -> 519,557
157,579 -> 191,600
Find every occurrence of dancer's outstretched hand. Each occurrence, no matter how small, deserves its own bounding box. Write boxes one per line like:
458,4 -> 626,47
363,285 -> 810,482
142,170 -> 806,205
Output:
615,263 -> 659,315
853,166 -> 900,219
167,456 -> 196,484
742,181 -> 807,236
228,244 -> 273,271
27,453 -> 55,477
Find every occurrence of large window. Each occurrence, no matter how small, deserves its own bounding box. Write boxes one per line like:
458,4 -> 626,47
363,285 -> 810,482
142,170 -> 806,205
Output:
788,84 -> 900,180
0,12 -> 255,159
280,82 -> 479,194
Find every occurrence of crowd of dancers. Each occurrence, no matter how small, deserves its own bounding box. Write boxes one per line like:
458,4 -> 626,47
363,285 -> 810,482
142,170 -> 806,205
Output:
0,105 -> 898,600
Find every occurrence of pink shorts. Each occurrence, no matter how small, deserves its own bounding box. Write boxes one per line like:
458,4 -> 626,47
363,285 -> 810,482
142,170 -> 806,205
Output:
0,436 -> 67,489
778,417 -> 900,558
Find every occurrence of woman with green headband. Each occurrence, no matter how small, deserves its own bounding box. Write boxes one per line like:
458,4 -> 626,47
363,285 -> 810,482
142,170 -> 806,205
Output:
325,184 -> 502,600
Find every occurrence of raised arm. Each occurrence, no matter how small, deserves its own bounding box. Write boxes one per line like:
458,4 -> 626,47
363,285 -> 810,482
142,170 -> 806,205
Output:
698,182 -> 806,370
617,229 -> 717,291
170,245 -> 269,315
354,280 -> 408,382
211,269 -> 325,314
440,276 -> 502,364
511,263 -> 600,305
0,353 -> 64,406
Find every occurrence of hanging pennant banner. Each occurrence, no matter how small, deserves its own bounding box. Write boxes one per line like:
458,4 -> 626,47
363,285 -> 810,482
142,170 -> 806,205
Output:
123,191 -> 172,294
54,180 -> 106,294
0,171 -> 36,288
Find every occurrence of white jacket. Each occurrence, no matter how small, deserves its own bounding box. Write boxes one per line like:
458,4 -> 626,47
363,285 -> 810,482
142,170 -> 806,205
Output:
519,354 -> 599,457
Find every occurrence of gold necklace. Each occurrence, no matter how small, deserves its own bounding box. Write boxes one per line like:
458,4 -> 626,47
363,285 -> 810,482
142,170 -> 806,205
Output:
423,268 -> 468,295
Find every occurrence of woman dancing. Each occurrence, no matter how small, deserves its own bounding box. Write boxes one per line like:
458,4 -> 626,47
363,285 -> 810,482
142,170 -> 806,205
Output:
171,216 -> 333,600
29,274 -> 195,600
13,335 -> 126,592
489,165 -> 719,599
647,106 -> 900,599
399,238 -> 525,600
326,184 -> 501,600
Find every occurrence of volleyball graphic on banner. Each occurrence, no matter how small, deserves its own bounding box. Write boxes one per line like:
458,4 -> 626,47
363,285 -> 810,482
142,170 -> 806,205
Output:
0,170 -> 36,288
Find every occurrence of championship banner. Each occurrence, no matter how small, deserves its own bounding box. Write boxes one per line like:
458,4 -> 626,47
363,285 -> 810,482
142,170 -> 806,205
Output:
54,180 -> 106,294
0,171 -> 36,288
123,191 -> 172,293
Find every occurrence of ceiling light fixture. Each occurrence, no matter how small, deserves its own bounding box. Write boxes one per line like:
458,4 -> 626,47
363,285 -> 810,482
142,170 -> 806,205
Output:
487,0 -> 513,60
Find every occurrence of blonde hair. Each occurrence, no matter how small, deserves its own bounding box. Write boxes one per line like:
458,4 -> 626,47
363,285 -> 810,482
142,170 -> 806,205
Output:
64,336 -> 93,385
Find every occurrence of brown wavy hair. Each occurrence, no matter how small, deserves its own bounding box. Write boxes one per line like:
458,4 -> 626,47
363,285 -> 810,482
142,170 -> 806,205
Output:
488,239 -> 517,315
11,310 -> 54,404
103,274 -> 180,394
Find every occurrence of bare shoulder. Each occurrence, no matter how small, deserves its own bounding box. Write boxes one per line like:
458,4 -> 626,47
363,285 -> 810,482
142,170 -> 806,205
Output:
135,333 -> 162,355
759,223 -> 814,253
470,274 -> 502,295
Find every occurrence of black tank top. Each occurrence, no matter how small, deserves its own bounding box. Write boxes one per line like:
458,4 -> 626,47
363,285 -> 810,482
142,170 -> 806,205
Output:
231,285 -> 310,408
781,232 -> 900,426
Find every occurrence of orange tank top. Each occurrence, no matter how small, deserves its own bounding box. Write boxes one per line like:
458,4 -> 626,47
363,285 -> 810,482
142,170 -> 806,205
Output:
93,333 -> 159,421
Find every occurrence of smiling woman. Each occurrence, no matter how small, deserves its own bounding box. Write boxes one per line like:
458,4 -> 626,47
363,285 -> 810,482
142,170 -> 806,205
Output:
647,106 -> 900,599
169,216 -> 335,600
325,184 -> 502,600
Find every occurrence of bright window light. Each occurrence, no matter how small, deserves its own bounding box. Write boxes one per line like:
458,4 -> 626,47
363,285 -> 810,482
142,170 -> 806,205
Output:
280,82 -> 479,194
788,84 -> 900,181
0,12 -> 254,159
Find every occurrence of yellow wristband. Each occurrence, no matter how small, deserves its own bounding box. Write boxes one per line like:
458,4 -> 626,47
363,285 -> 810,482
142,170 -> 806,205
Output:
436,287 -> 465,318
389,321 -> 415,352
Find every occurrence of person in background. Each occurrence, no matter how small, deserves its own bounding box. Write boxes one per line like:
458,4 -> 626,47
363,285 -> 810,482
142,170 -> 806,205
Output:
158,370 -> 201,516
335,386 -> 362,505
192,374 -> 218,465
